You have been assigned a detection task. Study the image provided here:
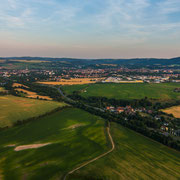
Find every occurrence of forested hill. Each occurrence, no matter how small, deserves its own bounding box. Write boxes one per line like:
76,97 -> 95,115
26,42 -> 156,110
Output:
0,56 -> 180,66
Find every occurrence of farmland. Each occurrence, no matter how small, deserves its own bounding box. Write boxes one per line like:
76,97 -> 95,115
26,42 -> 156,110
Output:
12,83 -> 29,89
0,108 -> 108,179
162,105 -> 180,118
38,78 -> 104,86
69,122 -> 180,180
15,88 -> 52,100
0,95 -> 66,128
62,83 -> 180,100
0,87 -> 6,92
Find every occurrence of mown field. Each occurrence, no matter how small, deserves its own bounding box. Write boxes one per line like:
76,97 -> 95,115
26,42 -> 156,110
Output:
0,87 -> 6,92
162,105 -> 180,118
0,108 -> 108,179
15,88 -> 52,100
69,122 -> 180,180
0,95 -> 66,128
62,83 -> 180,100
37,78 -> 104,86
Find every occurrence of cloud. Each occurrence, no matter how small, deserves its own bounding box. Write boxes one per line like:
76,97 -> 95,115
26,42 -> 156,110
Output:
157,0 -> 180,14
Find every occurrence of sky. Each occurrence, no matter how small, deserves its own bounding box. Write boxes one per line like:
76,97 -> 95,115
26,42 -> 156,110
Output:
0,0 -> 180,58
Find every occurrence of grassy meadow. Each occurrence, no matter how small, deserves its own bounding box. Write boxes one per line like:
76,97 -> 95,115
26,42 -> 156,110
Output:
0,95 -> 66,128
69,122 -> 180,180
62,84 -> 89,95
0,108 -> 108,179
62,83 -> 180,100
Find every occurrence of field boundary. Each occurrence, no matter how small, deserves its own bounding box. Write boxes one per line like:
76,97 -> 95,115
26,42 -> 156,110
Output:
63,121 -> 115,180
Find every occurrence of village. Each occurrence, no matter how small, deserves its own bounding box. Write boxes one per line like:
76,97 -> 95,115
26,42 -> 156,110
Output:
106,105 -> 180,138
1,66 -> 179,84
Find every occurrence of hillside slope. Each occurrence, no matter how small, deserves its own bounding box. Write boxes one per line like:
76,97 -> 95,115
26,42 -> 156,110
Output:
69,122 -> 180,180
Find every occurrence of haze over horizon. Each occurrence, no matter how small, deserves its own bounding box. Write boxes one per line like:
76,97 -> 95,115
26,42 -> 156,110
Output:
0,0 -> 180,58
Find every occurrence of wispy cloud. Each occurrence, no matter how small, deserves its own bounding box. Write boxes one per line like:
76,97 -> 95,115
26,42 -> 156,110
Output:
158,0 -> 180,14
0,0 -> 180,58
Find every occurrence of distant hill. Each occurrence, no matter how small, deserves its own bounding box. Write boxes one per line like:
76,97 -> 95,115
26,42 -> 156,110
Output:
0,56 -> 180,66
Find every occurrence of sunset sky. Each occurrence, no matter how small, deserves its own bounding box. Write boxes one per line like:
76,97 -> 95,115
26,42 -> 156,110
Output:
0,0 -> 180,58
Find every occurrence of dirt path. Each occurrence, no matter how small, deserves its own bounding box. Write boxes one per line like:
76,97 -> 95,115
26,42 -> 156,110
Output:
63,122 -> 115,180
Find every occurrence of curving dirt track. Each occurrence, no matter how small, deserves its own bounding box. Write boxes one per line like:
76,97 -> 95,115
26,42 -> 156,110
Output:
63,122 -> 115,180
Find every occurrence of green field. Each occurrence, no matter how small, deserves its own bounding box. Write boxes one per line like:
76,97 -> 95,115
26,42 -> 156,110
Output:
62,84 -> 89,95
69,122 -> 180,180
62,83 -> 180,100
0,95 -> 66,128
0,108 -> 108,179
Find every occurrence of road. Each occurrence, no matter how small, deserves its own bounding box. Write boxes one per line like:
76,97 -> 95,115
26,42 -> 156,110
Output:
56,87 -> 115,180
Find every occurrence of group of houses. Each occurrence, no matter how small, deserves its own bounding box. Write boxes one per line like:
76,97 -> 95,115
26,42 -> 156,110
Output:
106,105 -> 153,115
106,106 -> 136,114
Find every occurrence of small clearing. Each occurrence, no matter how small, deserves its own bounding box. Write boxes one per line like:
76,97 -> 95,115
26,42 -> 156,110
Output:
14,143 -> 51,151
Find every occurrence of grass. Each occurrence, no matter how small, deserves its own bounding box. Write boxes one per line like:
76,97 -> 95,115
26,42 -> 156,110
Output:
62,84 -> 90,95
69,122 -> 180,180
162,105 -> 180,118
0,95 -> 66,128
62,83 -> 180,100
0,108 -> 108,179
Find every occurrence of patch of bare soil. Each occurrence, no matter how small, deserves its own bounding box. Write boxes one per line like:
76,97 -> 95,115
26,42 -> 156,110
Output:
14,143 -> 51,151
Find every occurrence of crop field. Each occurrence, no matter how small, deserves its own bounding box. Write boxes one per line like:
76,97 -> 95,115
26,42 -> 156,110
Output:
69,122 -> 180,180
12,83 -> 29,88
0,87 -> 6,92
62,83 -> 180,100
15,88 -> 52,100
38,78 -> 105,86
0,95 -> 66,128
0,108 -> 108,179
162,106 -> 180,118
10,60 -> 50,63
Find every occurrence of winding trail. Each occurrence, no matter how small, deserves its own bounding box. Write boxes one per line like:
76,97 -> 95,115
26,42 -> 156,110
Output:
63,122 -> 115,180
54,86 -> 115,180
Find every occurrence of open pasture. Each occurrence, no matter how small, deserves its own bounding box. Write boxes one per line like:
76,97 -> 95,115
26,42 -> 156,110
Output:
63,83 -> 180,100
38,78 -> 104,86
0,108 -> 107,179
69,122 -> 180,180
162,105 -> 180,118
0,95 -> 66,128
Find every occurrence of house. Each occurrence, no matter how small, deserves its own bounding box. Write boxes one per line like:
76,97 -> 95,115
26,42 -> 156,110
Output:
116,107 -> 124,113
106,106 -> 115,110
160,126 -> 168,131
